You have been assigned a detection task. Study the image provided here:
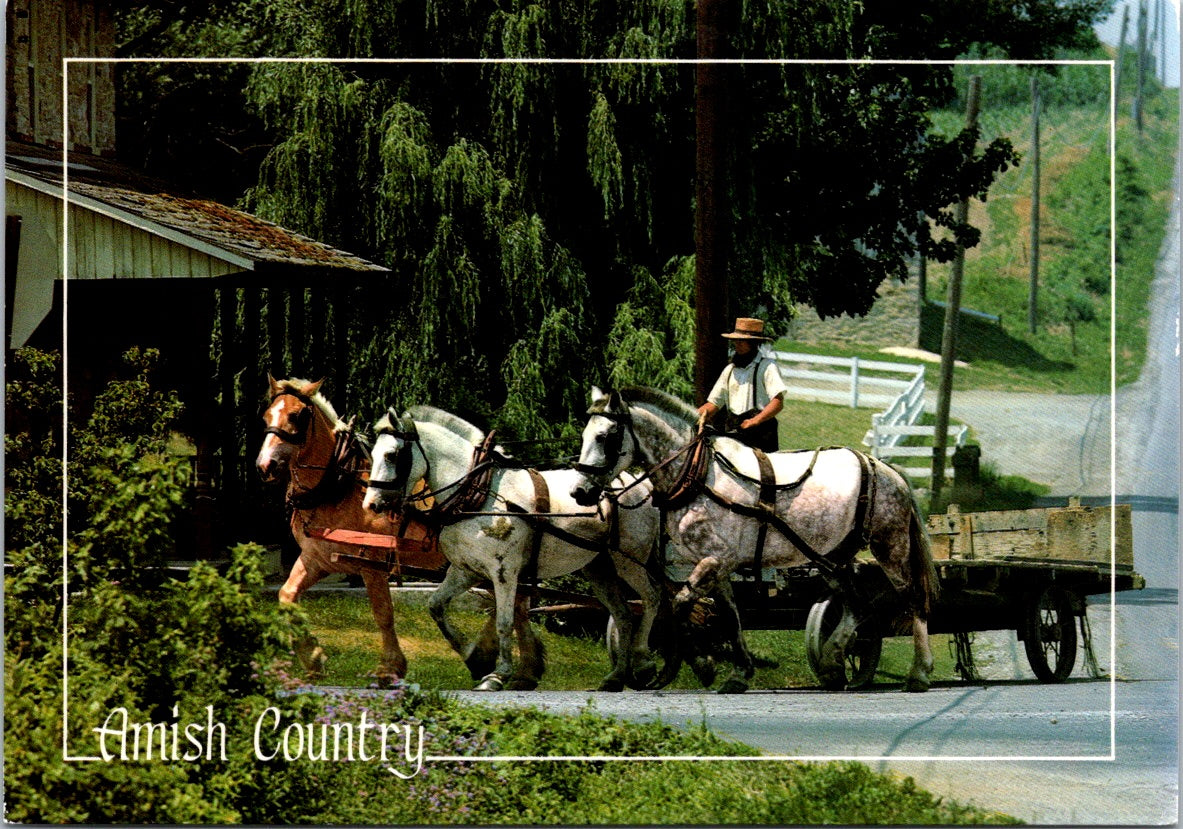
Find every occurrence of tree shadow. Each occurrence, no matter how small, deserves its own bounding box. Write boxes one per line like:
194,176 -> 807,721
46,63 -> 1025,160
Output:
919,302 -> 1075,373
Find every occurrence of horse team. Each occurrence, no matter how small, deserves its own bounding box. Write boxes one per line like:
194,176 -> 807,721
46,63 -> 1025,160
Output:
256,376 -> 938,695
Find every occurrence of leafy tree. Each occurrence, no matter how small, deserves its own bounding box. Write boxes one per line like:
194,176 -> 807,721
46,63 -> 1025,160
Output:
114,0 -> 1108,434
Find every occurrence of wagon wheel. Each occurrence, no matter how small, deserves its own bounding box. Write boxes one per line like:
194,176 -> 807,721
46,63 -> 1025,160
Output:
1024,586 -> 1078,683
805,595 -> 881,691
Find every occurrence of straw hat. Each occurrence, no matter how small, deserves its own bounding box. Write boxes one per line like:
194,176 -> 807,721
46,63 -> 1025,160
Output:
721,317 -> 772,341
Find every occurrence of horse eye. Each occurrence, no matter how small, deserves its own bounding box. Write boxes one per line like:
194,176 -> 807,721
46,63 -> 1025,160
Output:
594,434 -> 606,444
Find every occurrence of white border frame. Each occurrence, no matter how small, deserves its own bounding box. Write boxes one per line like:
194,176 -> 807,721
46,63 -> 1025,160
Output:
58,56 -> 1119,765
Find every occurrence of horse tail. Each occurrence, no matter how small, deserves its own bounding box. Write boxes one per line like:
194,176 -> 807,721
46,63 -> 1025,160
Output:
908,490 -> 940,616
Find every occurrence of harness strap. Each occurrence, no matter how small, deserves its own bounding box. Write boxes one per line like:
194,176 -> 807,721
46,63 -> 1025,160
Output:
288,425 -> 358,511
749,448 -> 777,586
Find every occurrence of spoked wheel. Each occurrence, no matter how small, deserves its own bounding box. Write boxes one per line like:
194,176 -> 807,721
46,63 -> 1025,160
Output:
805,595 -> 882,691
1024,586 -> 1078,683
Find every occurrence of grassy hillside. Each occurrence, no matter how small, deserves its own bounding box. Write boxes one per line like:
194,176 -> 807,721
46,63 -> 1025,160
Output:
791,58 -> 1178,395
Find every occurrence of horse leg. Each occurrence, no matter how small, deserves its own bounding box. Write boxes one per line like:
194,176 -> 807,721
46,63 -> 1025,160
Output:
360,569 -> 407,687
581,554 -> 637,692
505,593 -> 546,691
474,569 -> 521,692
428,566 -> 486,675
674,555 -> 725,611
712,580 -> 755,694
612,554 -> 661,689
278,555 -> 327,678
907,613 -> 935,692
872,505 -> 936,692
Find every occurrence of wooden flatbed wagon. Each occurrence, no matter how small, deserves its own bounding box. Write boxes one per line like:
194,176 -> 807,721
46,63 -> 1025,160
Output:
730,497 -> 1143,689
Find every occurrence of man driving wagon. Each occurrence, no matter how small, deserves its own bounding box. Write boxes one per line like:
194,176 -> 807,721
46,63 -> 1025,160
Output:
696,317 -> 787,452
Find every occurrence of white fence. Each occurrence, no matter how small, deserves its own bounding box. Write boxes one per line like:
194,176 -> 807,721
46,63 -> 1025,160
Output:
772,350 -> 966,482
771,351 -> 922,409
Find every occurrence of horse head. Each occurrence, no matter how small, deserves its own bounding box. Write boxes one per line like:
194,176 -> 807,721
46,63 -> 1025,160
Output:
362,407 -> 423,514
256,375 -> 325,482
571,386 -> 636,506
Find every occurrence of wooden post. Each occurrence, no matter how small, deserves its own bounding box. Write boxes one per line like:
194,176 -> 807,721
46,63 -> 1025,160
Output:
694,0 -> 732,404
932,75 -> 981,500
1028,75 -> 1041,335
267,285 -> 287,377
289,286 -> 306,376
218,285 -> 241,533
1114,5 -> 1130,118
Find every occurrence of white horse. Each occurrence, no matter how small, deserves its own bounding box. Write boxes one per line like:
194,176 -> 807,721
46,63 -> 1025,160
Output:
570,386 -> 938,692
361,405 -> 663,692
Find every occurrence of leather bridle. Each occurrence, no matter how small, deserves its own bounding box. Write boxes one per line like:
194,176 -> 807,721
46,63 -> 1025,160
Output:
262,390 -> 316,445
574,408 -> 638,479
367,409 -> 424,494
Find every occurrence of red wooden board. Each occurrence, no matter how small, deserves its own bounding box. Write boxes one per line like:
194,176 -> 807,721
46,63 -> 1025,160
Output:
307,526 -> 445,570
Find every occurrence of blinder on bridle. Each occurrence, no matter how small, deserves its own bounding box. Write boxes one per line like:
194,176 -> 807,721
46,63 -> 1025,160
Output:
575,408 -> 634,478
261,390 -> 316,445
368,407 -> 420,492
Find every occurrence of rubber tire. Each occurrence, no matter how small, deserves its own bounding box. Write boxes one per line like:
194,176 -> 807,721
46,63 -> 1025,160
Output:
805,595 -> 882,691
1024,586 -> 1078,683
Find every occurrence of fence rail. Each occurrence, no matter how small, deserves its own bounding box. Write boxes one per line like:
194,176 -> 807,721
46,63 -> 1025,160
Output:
772,350 -> 967,483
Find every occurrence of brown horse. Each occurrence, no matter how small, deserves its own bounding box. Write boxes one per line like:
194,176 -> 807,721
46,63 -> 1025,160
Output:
255,376 -> 543,686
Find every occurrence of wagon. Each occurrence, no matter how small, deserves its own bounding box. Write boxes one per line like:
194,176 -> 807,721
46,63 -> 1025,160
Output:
728,497 -> 1143,689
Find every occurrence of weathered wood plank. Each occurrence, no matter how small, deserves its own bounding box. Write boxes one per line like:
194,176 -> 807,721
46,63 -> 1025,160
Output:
926,503 -> 1133,568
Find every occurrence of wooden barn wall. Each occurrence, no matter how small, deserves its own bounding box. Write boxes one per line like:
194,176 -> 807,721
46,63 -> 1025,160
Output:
5,0 -> 116,154
5,180 -> 243,347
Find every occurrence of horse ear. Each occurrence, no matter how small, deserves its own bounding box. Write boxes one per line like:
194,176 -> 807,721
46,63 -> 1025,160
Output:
268,373 -> 283,396
591,386 -> 606,405
302,378 -> 326,397
608,390 -> 624,411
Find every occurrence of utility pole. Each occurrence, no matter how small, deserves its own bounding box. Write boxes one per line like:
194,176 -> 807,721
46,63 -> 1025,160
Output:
1028,75 -> 1041,335
1159,0 -> 1166,85
1114,4 -> 1129,119
694,0 -> 732,403
1134,0 -> 1147,134
931,75 -> 981,502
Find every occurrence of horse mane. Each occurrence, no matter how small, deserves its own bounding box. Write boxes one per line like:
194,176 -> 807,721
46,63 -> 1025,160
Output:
407,405 -> 486,446
618,386 -> 698,429
274,378 -> 342,428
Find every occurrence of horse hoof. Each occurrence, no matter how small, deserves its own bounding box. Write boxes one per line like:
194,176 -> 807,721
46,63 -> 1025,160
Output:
474,674 -> 504,692
597,678 -> 625,692
628,662 -> 658,690
690,656 -> 717,689
905,675 -> 931,693
504,678 -> 539,692
716,678 -> 748,694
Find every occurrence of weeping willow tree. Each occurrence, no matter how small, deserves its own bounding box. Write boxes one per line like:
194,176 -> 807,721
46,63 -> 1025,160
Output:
219,0 -> 1104,436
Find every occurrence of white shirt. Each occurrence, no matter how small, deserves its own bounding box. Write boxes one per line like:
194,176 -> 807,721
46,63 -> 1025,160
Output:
706,344 -> 788,414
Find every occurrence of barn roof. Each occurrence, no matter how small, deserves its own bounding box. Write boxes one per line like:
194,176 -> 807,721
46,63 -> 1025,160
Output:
5,141 -> 389,275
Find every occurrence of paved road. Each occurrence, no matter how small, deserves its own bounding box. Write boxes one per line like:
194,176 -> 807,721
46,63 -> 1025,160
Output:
437,163 -> 1182,825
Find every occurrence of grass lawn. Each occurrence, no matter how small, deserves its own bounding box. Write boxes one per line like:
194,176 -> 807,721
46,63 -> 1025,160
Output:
299,591 -> 969,693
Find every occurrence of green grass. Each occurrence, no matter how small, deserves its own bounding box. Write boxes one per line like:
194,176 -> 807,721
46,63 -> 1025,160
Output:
300,592 -> 972,693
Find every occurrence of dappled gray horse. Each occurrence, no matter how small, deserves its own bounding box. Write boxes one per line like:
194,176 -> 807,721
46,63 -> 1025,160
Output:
571,386 -> 938,692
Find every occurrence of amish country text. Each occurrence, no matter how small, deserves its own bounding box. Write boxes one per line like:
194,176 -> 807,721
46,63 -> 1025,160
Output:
92,705 -> 426,778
